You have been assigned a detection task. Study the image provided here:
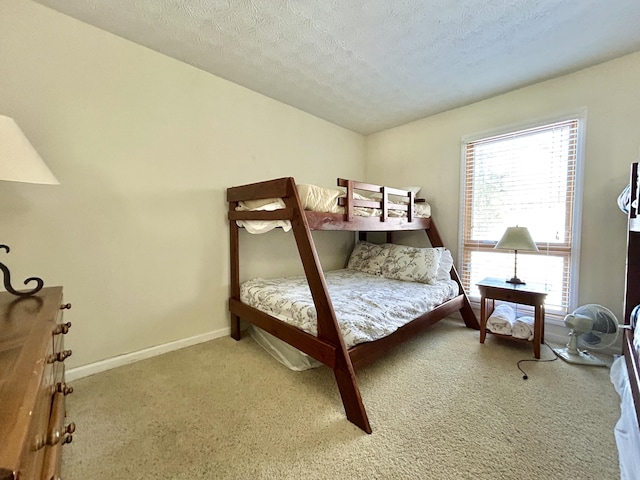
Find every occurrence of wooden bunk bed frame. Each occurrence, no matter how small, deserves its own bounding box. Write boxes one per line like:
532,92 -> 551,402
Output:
227,177 -> 479,433
623,163 -> 640,430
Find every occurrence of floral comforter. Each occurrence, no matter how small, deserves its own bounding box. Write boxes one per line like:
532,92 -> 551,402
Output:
240,269 -> 459,348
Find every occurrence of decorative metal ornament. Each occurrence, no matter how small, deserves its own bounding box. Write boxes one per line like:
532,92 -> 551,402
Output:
0,245 -> 44,297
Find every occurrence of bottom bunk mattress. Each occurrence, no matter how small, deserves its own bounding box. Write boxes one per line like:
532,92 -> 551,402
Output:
240,269 -> 459,350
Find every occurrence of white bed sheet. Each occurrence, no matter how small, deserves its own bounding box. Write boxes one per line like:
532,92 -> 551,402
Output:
610,354 -> 640,479
236,183 -> 431,234
240,269 -> 458,349
636,316 -> 640,353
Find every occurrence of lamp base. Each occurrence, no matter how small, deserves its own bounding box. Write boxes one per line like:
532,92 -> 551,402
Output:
506,277 -> 526,285
0,244 -> 44,297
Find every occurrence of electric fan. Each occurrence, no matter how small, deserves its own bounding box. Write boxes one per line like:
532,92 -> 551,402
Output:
551,304 -> 619,367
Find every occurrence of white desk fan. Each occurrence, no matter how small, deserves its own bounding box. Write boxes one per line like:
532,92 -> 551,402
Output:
551,304 -> 619,366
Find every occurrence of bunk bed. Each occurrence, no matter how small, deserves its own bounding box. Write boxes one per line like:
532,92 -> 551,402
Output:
612,162 -> 640,477
227,177 -> 479,433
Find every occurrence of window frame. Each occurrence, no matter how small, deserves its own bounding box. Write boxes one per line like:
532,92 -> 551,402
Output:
458,111 -> 586,322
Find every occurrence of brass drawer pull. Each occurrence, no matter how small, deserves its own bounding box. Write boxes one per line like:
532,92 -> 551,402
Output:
47,350 -> 72,363
47,423 -> 76,446
60,303 -> 72,310
33,431 -> 72,450
56,382 -> 74,395
53,321 -> 72,335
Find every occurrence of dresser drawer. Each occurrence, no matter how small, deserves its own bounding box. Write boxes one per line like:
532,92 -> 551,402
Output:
0,287 -> 73,480
16,359 -> 55,479
40,392 -> 74,480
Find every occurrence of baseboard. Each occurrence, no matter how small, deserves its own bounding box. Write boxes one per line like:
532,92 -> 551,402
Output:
66,327 -> 230,382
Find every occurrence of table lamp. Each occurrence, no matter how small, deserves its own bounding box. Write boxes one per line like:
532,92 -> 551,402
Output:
0,114 -> 59,296
494,226 -> 538,285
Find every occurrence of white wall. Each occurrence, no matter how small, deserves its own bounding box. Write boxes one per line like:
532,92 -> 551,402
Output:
366,52 -> 640,323
0,0 -> 364,368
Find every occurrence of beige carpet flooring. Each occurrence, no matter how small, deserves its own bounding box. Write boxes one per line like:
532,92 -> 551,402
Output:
61,318 -> 622,479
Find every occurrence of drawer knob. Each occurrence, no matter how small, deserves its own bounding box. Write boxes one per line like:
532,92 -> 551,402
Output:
48,350 -> 72,363
53,321 -> 72,335
60,303 -> 72,310
57,350 -> 72,362
33,425 -> 75,450
46,423 -> 76,446
56,382 -> 74,395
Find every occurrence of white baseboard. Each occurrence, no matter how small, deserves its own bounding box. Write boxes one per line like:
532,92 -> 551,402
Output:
65,317 -> 619,383
66,327 -> 230,382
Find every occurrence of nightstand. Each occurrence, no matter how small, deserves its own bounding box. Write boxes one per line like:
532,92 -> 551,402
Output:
477,277 -> 550,359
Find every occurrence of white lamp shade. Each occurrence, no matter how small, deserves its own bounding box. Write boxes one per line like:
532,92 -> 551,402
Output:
495,226 -> 538,252
0,115 -> 59,185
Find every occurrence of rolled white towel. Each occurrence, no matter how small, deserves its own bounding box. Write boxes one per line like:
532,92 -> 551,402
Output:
486,304 -> 516,335
512,316 -> 535,341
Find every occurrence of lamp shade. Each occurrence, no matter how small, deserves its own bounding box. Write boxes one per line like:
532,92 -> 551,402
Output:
495,226 -> 538,252
0,115 -> 59,185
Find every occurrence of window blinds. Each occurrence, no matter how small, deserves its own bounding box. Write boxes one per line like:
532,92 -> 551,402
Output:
461,119 -> 579,314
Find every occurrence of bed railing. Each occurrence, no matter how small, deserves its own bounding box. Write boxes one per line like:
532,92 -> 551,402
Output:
337,178 -> 417,222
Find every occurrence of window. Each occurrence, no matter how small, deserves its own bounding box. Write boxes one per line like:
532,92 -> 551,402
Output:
460,117 -> 582,317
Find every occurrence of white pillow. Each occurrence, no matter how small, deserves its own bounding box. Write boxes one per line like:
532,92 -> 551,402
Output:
380,244 -> 442,284
435,247 -> 454,282
346,241 -> 390,276
297,184 -> 344,213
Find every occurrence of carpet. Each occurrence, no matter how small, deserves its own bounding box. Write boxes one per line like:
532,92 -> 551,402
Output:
61,318 -> 621,479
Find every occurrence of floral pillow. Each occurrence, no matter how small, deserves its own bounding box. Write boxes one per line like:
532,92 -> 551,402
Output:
380,244 -> 442,284
346,241 -> 390,276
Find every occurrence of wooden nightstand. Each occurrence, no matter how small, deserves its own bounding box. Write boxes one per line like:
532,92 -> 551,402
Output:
477,277 -> 550,359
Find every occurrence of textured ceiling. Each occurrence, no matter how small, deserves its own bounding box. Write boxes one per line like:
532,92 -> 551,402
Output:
32,0 -> 640,134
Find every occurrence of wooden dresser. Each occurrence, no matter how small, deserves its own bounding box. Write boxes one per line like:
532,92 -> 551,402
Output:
0,287 -> 74,480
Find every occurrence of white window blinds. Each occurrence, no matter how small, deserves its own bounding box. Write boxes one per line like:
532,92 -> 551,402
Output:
461,118 -> 580,315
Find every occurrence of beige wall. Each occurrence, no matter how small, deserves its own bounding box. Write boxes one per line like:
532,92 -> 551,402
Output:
0,0 -> 364,367
2,0 -> 639,369
366,52 -> 640,322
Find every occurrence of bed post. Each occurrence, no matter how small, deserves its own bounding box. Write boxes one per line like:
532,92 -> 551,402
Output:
283,178 -> 372,434
425,219 -> 479,330
229,201 -> 242,340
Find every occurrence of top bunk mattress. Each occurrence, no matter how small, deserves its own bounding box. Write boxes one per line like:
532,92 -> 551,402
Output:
235,183 -> 431,233
240,269 -> 458,348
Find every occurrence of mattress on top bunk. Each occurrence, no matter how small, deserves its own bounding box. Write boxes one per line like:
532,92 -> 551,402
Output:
235,183 -> 431,234
240,269 -> 458,349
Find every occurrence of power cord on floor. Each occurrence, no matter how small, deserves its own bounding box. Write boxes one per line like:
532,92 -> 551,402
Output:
517,344 -> 559,380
